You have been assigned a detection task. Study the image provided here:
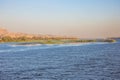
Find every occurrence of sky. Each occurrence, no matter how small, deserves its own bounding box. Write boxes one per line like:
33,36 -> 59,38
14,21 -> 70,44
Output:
0,0 -> 120,38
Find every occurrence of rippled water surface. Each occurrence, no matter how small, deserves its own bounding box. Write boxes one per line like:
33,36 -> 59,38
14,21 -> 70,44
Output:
0,40 -> 120,80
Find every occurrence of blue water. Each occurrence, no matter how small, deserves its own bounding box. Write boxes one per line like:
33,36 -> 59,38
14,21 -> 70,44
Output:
0,41 -> 120,80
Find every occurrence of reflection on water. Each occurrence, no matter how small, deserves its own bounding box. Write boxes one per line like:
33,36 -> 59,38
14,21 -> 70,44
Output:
0,41 -> 120,80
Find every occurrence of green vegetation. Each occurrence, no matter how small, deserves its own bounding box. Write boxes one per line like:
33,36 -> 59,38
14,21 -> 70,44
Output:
0,36 -> 31,42
0,36 -> 76,44
0,36 -> 116,44
103,39 -> 116,42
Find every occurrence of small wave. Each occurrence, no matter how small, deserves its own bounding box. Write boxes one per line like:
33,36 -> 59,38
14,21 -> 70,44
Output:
0,46 -> 49,53
0,43 -> 87,53
11,44 -> 42,47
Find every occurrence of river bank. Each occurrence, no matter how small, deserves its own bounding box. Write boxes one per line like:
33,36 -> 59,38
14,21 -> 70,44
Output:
0,39 -> 116,46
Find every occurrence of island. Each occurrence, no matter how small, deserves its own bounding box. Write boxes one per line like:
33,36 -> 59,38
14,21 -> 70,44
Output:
0,28 -> 116,44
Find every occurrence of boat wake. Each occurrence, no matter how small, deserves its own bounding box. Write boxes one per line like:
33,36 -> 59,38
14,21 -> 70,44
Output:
0,42 -> 109,53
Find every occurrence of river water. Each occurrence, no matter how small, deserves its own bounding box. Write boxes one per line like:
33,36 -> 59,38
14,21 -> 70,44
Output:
0,40 -> 120,80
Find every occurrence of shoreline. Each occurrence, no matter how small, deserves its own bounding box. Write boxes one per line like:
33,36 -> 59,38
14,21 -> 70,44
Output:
0,39 -> 116,46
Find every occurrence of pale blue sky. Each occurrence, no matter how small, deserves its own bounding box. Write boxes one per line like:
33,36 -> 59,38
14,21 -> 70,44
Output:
0,0 -> 120,38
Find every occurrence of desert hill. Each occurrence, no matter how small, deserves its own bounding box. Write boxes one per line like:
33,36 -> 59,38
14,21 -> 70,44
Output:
0,27 -> 77,40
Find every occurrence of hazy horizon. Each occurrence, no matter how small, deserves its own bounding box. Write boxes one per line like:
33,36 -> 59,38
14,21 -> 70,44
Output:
0,0 -> 120,38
